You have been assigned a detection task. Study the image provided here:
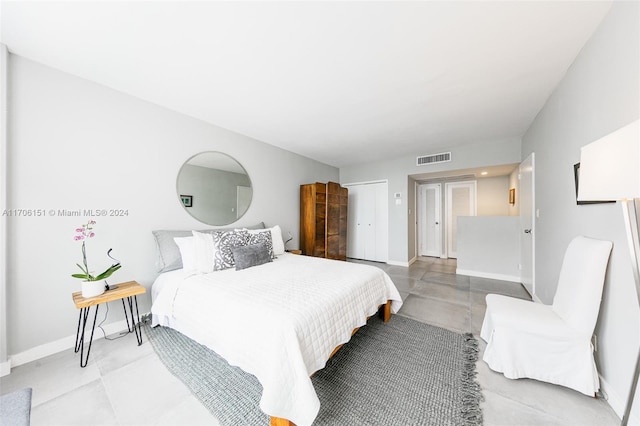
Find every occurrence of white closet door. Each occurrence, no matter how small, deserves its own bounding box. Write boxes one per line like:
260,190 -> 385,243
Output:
347,185 -> 364,259
346,181 -> 388,262
362,185 -> 376,259
445,181 -> 477,258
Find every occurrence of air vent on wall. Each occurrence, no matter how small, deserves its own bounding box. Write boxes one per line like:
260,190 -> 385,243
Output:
417,152 -> 451,166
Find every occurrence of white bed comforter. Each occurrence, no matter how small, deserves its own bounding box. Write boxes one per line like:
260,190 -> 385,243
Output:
151,253 -> 402,426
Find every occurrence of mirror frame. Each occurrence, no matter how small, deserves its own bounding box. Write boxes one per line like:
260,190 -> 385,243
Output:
176,151 -> 253,226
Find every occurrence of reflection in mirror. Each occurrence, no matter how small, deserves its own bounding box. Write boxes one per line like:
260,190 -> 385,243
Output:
176,151 -> 252,226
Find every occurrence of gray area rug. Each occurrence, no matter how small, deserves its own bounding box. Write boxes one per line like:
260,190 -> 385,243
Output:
144,315 -> 483,426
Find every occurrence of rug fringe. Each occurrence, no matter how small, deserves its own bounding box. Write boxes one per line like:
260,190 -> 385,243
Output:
461,333 -> 484,426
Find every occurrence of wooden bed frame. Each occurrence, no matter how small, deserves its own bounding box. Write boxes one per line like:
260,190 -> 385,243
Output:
270,301 -> 392,426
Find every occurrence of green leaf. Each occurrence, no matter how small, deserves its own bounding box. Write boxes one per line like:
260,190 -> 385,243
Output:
94,264 -> 122,281
71,273 -> 88,279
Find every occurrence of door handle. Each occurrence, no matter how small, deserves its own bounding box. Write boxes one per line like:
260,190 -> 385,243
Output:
435,222 -> 439,225
524,229 -> 532,234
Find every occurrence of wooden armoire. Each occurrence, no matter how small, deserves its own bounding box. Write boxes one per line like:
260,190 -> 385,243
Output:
300,181 -> 348,260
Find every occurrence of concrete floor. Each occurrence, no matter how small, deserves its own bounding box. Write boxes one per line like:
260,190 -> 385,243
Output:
0,256 -> 621,425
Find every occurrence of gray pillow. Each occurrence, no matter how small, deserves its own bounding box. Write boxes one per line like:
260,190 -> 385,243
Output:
232,243 -> 272,271
152,222 -> 265,273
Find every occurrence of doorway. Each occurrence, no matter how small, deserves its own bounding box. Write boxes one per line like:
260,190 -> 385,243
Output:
417,183 -> 442,257
417,180 -> 477,259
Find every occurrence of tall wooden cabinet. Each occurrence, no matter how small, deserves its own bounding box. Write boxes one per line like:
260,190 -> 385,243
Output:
300,181 -> 348,260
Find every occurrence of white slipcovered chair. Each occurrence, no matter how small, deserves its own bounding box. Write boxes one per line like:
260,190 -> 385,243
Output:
480,235 -> 613,396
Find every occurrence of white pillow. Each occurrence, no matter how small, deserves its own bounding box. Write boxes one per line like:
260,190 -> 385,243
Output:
192,230 -> 215,273
248,226 -> 285,256
270,225 -> 286,256
173,236 -> 197,275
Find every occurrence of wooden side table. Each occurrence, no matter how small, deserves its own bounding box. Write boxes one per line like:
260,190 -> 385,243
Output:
72,280 -> 146,367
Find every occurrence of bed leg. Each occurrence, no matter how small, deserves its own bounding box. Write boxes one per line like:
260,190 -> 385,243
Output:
270,416 -> 295,426
379,301 -> 391,323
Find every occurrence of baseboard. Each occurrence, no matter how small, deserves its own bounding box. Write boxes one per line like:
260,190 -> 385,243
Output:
0,359 -> 10,377
600,374 -> 633,424
7,318 -> 130,372
456,269 -> 520,283
387,260 -> 410,267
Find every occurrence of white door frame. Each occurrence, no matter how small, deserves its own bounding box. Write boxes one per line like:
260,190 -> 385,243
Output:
417,183 -> 442,257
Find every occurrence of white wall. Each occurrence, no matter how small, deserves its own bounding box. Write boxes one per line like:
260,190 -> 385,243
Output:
0,44 -> 8,375
522,1 -> 639,420
6,54 -> 338,360
340,139 -> 521,264
508,168 -> 519,217
456,216 -> 520,282
477,176 -> 510,216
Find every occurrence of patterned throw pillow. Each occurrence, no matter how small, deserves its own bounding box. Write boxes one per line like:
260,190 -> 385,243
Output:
247,230 -> 274,259
212,229 -> 249,271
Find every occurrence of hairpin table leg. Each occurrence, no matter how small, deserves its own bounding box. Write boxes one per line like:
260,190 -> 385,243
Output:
74,305 -> 100,368
123,295 -> 143,345
122,298 -> 133,332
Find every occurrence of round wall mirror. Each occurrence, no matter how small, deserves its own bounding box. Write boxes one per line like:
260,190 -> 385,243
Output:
176,151 -> 253,226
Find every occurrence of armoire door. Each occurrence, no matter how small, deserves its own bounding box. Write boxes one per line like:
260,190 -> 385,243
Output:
326,182 -> 347,260
300,181 -> 347,260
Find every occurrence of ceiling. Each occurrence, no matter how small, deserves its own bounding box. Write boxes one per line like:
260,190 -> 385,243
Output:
0,1 -> 612,168
413,163 -> 520,183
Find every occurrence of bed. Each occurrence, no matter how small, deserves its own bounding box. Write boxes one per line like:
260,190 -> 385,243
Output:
150,227 -> 403,426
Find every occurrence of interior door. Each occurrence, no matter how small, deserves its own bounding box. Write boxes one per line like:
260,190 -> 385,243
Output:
236,186 -> 251,219
520,153 -> 535,296
445,181 -> 477,258
418,183 -> 441,257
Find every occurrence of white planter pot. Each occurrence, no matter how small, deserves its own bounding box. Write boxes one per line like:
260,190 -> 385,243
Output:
81,280 -> 106,298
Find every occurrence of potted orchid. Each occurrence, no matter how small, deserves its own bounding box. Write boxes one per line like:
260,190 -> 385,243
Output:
72,220 -> 121,297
